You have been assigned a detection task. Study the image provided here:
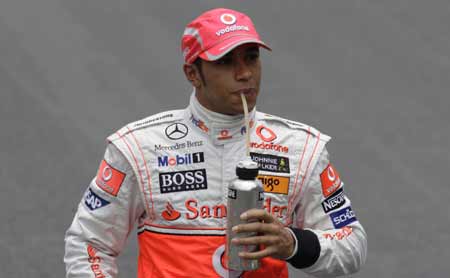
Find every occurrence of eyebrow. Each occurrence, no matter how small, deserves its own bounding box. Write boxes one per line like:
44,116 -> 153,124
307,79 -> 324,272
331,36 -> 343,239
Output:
222,46 -> 260,59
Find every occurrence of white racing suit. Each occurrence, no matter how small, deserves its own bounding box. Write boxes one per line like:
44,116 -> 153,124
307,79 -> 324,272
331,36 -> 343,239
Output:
64,93 -> 367,277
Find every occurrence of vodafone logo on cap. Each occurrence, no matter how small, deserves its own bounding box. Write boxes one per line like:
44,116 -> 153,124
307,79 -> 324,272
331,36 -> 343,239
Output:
220,13 -> 236,25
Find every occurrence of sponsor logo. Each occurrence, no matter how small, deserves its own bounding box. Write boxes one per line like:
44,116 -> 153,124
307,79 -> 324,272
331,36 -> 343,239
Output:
161,199 -> 227,221
87,245 -> 106,278
95,160 -> 125,196
320,164 -> 343,197
228,188 -> 237,199
185,199 -> 227,220
159,169 -> 207,193
321,188 -> 346,213
157,152 -> 204,167
84,188 -> 110,210
134,113 -> 173,127
165,123 -> 188,140
160,197 -> 285,222
154,140 -> 203,151
161,201 -> 181,221
250,152 -> 290,173
264,197 -> 288,220
250,141 -> 289,153
216,25 -> 249,37
220,13 -> 236,25
323,226 -> 353,240
190,114 -> 209,133
330,206 -> 357,229
240,120 -> 254,135
256,125 -> 277,142
258,175 -> 290,195
218,129 -> 232,140
251,125 -> 289,153
213,244 -> 243,278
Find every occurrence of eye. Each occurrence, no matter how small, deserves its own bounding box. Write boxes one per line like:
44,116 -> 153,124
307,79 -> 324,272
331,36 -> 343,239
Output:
215,56 -> 232,65
246,50 -> 260,63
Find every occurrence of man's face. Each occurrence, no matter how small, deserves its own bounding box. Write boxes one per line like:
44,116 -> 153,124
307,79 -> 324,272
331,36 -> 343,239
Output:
191,44 -> 262,115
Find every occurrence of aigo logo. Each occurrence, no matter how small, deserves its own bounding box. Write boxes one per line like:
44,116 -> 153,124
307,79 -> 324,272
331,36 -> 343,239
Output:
256,125 -> 277,142
220,13 -> 236,25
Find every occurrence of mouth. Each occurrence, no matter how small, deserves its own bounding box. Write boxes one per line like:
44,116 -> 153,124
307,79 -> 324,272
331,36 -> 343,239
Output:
234,88 -> 257,98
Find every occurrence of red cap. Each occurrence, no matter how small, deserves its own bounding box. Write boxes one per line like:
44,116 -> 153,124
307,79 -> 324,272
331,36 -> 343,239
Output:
181,8 -> 271,64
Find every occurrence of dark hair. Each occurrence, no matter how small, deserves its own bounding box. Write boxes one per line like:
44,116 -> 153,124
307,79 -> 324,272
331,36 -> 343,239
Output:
193,58 -> 206,85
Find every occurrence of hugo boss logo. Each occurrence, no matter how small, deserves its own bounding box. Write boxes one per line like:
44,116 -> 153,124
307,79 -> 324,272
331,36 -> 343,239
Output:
165,123 -> 188,140
159,169 -> 207,193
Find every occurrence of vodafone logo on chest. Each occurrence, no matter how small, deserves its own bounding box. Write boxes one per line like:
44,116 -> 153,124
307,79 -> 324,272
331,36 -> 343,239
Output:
250,125 -> 289,153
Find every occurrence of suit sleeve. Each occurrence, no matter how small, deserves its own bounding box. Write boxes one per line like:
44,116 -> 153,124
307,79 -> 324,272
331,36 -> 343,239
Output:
287,147 -> 368,277
64,144 -> 145,278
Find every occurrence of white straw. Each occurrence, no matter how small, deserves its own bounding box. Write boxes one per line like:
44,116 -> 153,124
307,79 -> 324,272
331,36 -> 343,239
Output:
240,93 -> 250,157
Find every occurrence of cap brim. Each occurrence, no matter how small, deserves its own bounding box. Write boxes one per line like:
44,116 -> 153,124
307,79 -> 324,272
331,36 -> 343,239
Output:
199,35 -> 271,61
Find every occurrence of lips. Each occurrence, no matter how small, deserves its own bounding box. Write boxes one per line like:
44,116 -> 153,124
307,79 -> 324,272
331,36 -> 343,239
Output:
234,88 -> 257,97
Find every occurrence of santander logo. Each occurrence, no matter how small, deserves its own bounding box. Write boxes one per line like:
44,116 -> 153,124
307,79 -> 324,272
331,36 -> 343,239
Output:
161,202 -> 181,221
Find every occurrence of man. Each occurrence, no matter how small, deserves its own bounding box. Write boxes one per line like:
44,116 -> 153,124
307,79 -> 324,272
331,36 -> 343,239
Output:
65,7 -> 367,278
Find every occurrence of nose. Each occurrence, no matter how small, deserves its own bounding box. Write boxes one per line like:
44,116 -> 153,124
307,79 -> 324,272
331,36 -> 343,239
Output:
234,58 -> 252,81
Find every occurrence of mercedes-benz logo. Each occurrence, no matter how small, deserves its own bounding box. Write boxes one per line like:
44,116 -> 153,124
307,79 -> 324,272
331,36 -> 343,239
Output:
165,123 -> 188,140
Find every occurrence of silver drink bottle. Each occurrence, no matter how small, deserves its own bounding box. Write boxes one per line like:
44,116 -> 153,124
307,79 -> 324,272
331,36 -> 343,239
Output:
226,158 -> 264,271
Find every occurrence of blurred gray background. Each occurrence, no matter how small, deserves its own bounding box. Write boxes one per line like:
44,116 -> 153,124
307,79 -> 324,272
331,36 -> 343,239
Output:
1,0 -> 449,277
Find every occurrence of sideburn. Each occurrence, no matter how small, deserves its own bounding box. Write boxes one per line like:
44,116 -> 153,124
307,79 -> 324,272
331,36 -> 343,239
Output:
193,58 -> 207,86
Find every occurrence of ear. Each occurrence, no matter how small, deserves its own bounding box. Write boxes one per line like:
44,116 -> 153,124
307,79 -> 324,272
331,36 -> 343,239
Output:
183,64 -> 202,87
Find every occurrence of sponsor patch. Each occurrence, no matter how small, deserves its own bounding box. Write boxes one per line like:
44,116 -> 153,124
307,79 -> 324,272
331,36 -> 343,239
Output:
159,169 -> 207,193
250,152 -> 290,173
161,201 -> 181,221
158,152 -> 204,167
258,175 -> 290,195
217,129 -> 232,140
154,140 -> 203,151
320,164 -> 343,197
95,160 -> 125,196
190,114 -> 209,133
84,188 -> 110,211
228,188 -> 237,199
330,206 -> 357,229
134,113 -> 173,128
264,197 -> 288,220
321,188 -> 346,213
250,141 -> 289,153
323,226 -> 353,240
87,245 -> 106,278
256,125 -> 277,142
165,123 -> 189,140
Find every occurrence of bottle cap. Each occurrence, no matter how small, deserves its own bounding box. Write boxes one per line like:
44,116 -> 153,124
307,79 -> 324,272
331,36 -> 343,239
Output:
236,158 -> 259,180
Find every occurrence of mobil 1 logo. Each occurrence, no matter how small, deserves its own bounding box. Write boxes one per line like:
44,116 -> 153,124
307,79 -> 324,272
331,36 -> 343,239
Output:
159,169 -> 207,194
